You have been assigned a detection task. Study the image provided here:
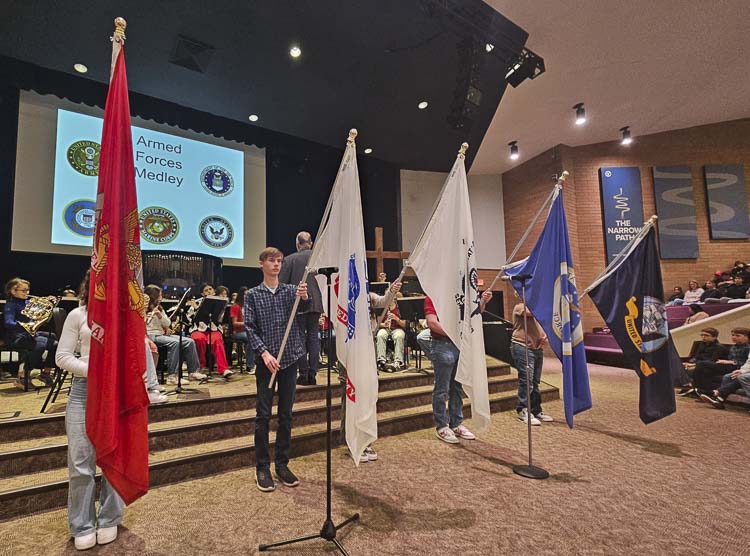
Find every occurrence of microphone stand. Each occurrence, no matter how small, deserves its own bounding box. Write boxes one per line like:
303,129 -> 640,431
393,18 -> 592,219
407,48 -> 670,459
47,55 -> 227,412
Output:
510,274 -> 549,480
259,266 -> 360,555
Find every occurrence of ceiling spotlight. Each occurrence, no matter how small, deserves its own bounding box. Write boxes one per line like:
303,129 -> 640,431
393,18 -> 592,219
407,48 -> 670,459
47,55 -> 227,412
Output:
485,43 -> 494,53
620,126 -> 633,145
73,63 -> 88,74
573,102 -> 586,125
509,141 -> 519,160
418,101 -> 429,110
364,148 -> 373,154
289,45 -> 301,58
248,114 -> 259,122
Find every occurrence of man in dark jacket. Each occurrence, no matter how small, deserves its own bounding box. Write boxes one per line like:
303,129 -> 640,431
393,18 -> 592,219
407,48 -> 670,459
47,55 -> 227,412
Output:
279,231 -> 324,385
683,327 -> 730,396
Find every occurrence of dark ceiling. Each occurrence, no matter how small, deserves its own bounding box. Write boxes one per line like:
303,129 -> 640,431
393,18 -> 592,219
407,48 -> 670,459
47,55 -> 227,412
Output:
0,0 -> 528,171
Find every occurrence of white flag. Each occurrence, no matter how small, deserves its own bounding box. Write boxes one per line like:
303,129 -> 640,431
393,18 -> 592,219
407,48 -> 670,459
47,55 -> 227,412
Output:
309,137 -> 378,465
408,152 -> 491,431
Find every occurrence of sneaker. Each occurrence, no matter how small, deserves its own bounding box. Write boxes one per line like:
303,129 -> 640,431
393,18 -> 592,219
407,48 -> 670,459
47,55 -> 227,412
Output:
364,446 -> 378,461
436,426 -> 460,444
307,375 -> 317,385
221,370 -> 234,379
189,371 -> 207,381
677,387 -> 696,397
377,358 -> 386,371
275,465 -> 300,487
518,409 -> 541,426
394,360 -> 404,370
148,391 -> 169,405
74,532 -> 97,550
256,468 -> 276,492
96,525 -> 118,546
700,393 -> 725,409
351,449 -> 368,464
166,375 -> 190,386
246,366 -> 256,375
452,425 -> 476,440
297,376 -> 309,386
535,412 -> 554,422
157,385 -> 166,392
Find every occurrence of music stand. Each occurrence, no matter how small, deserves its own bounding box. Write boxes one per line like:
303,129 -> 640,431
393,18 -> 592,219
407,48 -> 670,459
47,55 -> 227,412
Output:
396,296 -> 428,375
193,296 -> 227,382
166,288 -> 202,395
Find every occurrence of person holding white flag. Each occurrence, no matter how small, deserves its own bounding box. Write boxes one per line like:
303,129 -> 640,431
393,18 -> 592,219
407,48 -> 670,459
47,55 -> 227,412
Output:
307,130 -> 379,466
408,143 -> 492,440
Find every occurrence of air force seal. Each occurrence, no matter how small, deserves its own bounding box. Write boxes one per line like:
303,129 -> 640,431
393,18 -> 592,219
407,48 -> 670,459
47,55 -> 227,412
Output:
199,216 -> 234,248
67,140 -> 101,176
200,166 -> 234,197
139,206 -> 179,244
63,199 -> 96,236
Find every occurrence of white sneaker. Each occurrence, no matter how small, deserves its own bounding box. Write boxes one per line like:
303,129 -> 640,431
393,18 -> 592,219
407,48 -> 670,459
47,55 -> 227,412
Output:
166,375 -> 190,386
157,385 -> 166,392
518,409 -> 541,426
74,532 -> 96,550
189,371 -> 207,381
96,525 -> 118,545
436,426 -> 460,444
351,450 -> 368,463
535,412 -> 554,422
452,425 -> 476,440
148,391 -> 168,404
222,370 -> 234,379
364,446 -> 378,461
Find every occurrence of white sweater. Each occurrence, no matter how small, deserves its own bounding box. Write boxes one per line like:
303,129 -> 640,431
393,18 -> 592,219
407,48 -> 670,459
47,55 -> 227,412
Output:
55,306 -> 90,378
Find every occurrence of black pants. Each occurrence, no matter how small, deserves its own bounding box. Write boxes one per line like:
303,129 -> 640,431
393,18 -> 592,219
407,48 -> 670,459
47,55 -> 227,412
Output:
693,361 -> 734,394
10,332 -> 57,370
254,358 -> 298,470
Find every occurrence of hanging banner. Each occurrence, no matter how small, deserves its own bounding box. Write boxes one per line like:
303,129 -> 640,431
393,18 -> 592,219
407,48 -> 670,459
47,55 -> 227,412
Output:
704,164 -> 750,239
599,167 -> 644,264
652,166 -> 698,259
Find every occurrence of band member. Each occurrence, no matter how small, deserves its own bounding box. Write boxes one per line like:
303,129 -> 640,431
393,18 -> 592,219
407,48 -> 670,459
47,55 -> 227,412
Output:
189,283 -> 233,378
3,277 -> 57,389
279,231 -> 324,386
144,285 -> 206,384
376,295 -> 406,370
245,247 -> 309,492
229,286 -> 255,373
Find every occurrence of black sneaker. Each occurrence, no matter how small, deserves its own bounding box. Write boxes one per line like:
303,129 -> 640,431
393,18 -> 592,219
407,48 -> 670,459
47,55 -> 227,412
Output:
275,465 -> 300,487
699,393 -> 725,409
256,468 -> 276,492
677,387 -> 694,396
376,359 -> 386,371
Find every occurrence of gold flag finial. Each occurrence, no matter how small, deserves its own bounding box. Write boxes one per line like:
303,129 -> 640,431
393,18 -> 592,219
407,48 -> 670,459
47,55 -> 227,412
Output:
557,170 -> 570,186
113,17 -> 127,42
647,214 -> 658,224
458,142 -> 469,159
347,128 -> 358,146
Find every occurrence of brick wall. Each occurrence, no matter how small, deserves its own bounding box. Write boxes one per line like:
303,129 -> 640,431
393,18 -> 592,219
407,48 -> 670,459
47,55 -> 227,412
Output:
501,118 -> 750,329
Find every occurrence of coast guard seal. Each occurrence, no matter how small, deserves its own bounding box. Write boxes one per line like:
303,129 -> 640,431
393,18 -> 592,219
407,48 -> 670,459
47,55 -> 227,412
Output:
200,165 -> 234,197
139,206 -> 179,245
63,199 -> 96,236
199,216 -> 234,248
67,140 -> 101,176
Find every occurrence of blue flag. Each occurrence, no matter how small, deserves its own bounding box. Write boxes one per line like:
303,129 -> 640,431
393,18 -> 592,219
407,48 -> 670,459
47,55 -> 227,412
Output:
588,226 -> 680,423
505,188 -> 592,427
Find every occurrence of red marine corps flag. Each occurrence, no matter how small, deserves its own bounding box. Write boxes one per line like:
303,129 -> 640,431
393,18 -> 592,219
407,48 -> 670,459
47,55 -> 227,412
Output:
87,17 -> 150,504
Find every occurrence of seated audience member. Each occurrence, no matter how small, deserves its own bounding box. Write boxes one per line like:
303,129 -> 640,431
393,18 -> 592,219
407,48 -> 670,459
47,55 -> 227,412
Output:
682,280 -> 704,304
700,280 -> 722,302
667,286 -> 684,303
700,327 -> 750,407
724,275 -> 749,299
376,295 -> 407,370
144,285 -> 205,384
230,286 -> 255,373
730,260 -> 749,281
680,327 -> 728,396
717,272 -> 733,289
684,304 -> 709,325
188,283 -> 233,378
3,277 -> 57,388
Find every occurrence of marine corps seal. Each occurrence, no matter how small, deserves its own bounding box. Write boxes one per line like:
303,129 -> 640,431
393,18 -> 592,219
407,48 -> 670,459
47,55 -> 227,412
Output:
139,206 -> 179,245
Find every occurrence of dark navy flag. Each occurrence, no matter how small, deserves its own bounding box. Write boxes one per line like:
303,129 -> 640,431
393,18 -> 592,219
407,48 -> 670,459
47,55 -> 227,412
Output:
505,188 -> 592,427
588,226 -> 679,424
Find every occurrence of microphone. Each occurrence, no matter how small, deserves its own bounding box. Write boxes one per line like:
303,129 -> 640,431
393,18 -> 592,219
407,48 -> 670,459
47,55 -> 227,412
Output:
315,266 -> 339,277
501,274 -> 533,282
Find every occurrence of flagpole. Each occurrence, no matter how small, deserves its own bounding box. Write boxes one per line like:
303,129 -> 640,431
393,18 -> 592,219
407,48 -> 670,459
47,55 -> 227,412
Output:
580,215 -> 657,299
485,171 -> 569,293
110,17 -> 126,80
375,142 -> 470,330
269,129 -> 358,388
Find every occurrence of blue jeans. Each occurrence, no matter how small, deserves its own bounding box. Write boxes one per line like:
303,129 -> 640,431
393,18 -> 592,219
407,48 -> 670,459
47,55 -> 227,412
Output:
66,378 -> 124,537
254,358 -> 298,470
417,328 -> 432,359
231,331 -> 255,369
430,337 -> 464,430
718,370 -> 750,398
297,312 -> 321,381
511,342 -> 544,415
152,334 -> 200,376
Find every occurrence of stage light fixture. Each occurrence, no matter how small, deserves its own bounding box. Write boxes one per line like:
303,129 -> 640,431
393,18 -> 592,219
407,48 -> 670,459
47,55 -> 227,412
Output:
364,148 -> 373,154
485,43 -> 494,52
248,114 -> 259,122
289,46 -> 301,58
573,103 -> 586,125
620,126 -> 633,145
505,48 -> 545,88
418,101 -> 429,110
509,141 -> 519,160
73,63 -> 88,73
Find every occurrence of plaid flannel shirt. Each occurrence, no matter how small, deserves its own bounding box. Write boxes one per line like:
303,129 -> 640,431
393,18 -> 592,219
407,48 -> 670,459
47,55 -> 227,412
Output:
729,343 -> 750,367
244,282 -> 308,369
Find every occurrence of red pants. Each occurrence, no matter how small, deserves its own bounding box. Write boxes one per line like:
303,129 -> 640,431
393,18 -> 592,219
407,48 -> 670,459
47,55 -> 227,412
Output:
190,330 -> 229,373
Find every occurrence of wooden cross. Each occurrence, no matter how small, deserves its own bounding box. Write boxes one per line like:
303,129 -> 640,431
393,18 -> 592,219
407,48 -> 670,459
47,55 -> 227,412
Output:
366,227 -> 410,278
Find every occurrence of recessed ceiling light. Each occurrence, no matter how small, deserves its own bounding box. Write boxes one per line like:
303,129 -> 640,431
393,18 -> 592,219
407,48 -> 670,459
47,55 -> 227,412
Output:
73,63 -> 88,74
248,114 -> 259,122
620,126 -> 633,145
418,101 -> 429,110
573,102 -> 586,125
485,43 -> 494,53
508,140 -> 519,160
364,148 -> 373,154
289,46 -> 301,58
